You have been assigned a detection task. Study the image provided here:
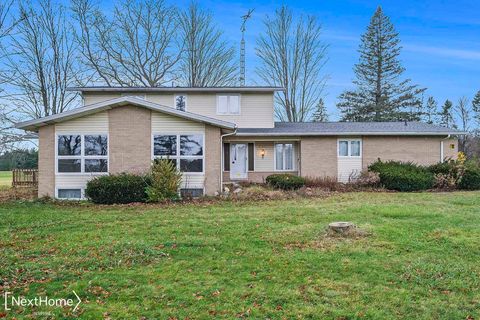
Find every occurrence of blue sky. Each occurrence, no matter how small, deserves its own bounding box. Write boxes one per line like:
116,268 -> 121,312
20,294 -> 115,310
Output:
77,0 -> 480,119
163,0 -> 480,120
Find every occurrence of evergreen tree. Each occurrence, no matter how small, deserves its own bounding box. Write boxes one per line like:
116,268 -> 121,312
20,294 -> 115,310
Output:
472,90 -> 480,129
424,96 -> 438,124
312,99 -> 329,122
337,6 -> 426,122
439,100 -> 456,128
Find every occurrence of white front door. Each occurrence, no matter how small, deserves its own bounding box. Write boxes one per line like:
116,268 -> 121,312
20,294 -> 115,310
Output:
230,143 -> 248,180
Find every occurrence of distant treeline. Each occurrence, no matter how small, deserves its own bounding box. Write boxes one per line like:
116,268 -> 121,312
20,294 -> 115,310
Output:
0,149 -> 38,171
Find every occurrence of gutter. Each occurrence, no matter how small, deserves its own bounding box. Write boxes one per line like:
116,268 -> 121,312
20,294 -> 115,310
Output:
234,131 -> 467,137
220,127 -> 237,192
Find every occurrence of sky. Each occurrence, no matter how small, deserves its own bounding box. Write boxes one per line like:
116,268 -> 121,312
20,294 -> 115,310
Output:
162,0 -> 480,120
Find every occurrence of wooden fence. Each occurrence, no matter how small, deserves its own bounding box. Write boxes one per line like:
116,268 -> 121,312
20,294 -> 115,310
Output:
12,169 -> 38,188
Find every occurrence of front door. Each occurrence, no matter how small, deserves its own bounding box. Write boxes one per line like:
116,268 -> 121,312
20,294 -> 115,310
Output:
230,143 -> 248,180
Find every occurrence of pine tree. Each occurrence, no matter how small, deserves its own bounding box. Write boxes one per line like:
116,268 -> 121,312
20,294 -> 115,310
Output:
424,96 -> 438,124
312,99 -> 329,122
472,90 -> 480,129
439,100 -> 456,128
337,6 -> 426,122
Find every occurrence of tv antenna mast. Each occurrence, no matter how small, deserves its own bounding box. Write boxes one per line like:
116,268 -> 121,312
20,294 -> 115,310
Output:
240,9 -> 254,86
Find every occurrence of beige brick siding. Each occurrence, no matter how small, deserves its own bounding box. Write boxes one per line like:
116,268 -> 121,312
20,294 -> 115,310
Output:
204,125 -> 221,195
38,125 -> 55,197
362,136 -> 456,169
108,105 -> 152,174
300,137 -> 337,178
442,138 -> 458,160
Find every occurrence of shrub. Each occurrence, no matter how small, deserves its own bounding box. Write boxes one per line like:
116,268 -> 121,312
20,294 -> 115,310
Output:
368,160 -> 434,192
458,168 -> 480,190
433,173 -> 457,190
304,176 -> 340,190
146,159 -> 183,202
85,173 -> 151,204
265,174 -> 305,190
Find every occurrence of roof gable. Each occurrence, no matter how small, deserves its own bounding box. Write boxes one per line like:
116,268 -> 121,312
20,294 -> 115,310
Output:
15,97 -> 236,131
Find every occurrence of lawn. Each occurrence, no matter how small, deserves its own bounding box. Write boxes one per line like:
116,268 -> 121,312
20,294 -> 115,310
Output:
1,192 -> 480,319
0,171 -> 11,187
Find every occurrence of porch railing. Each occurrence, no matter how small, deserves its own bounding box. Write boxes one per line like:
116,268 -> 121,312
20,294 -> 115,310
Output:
12,169 -> 38,188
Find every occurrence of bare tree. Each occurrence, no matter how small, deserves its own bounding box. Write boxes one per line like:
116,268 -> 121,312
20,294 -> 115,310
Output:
178,1 -> 236,87
256,6 -> 328,122
72,0 -> 181,87
455,96 -> 472,154
1,0 -> 80,119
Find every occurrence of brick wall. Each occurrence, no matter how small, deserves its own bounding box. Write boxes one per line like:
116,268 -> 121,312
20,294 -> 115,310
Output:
300,137 -> 337,178
204,125 -> 221,195
38,125 -> 55,197
108,105 -> 152,174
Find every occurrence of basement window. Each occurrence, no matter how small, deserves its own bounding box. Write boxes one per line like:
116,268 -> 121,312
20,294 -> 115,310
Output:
57,188 -> 82,199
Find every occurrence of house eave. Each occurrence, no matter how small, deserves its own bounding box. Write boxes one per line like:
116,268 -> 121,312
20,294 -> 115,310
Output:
234,131 -> 466,137
67,86 -> 285,93
15,97 -> 237,131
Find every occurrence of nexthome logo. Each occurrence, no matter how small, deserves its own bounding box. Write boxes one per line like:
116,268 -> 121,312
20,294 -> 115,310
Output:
3,291 -> 81,312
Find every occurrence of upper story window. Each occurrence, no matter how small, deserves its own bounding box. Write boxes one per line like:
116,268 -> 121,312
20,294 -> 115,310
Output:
57,134 -> 108,173
216,94 -> 240,115
175,94 -> 187,111
338,139 -> 361,157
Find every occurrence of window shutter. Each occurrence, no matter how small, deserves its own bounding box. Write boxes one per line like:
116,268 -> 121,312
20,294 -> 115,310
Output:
223,143 -> 230,171
248,143 -> 254,171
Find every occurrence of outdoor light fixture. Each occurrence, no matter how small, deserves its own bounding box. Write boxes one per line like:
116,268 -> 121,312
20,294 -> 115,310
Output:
450,144 -> 455,149
260,148 -> 265,159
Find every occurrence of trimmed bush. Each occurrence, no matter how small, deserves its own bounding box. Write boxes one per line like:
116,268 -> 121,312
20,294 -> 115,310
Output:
146,159 -> 183,202
85,173 -> 151,204
368,160 -> 434,192
458,168 -> 480,190
266,174 -> 305,190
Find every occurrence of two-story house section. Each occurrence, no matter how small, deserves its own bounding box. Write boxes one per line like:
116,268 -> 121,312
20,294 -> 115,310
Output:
16,86 -> 462,199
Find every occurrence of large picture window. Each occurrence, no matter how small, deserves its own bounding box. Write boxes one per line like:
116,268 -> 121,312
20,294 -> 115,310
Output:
153,134 -> 204,173
338,139 -> 361,157
275,143 -> 294,171
57,134 -> 108,173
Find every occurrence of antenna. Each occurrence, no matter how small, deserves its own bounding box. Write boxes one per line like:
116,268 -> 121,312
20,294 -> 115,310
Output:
240,9 -> 254,87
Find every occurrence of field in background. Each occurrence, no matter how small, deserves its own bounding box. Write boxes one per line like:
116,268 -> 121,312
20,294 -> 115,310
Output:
0,171 -> 12,187
1,192 -> 480,319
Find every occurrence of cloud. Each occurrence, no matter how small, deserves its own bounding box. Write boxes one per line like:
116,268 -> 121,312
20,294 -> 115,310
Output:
403,44 -> 480,60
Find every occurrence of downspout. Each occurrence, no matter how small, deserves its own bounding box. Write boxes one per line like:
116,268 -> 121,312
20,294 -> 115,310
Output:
220,126 -> 237,192
440,134 -> 451,163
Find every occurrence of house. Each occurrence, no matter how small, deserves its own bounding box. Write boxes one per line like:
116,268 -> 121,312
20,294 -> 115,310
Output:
16,86 -> 462,199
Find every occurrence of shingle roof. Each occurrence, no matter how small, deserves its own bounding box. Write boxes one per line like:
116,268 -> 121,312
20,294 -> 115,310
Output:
236,122 -> 465,136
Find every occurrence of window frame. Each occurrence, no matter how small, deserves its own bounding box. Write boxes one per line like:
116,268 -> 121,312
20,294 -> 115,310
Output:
274,142 -> 296,172
55,133 -> 109,175
152,132 -> 205,175
174,94 -> 188,111
121,93 -> 146,100
337,139 -> 362,158
216,94 -> 241,115
55,187 -> 84,200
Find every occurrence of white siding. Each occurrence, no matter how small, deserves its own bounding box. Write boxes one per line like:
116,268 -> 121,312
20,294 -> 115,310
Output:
254,142 -> 275,172
82,92 -> 275,128
337,158 -> 362,183
151,111 -> 205,133
55,111 -> 108,133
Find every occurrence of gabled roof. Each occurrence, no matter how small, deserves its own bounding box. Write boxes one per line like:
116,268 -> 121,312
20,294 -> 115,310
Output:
236,121 -> 465,136
67,86 -> 284,93
15,97 -> 237,131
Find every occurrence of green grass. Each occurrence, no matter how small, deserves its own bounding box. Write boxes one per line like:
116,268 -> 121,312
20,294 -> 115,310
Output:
0,171 -> 11,187
1,192 -> 480,319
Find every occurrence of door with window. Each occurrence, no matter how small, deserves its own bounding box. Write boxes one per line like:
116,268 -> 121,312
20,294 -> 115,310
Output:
230,143 -> 248,180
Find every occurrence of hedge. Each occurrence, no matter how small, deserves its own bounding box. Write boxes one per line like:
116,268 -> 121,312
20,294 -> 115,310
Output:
265,174 -> 305,190
85,173 -> 151,204
368,160 -> 434,192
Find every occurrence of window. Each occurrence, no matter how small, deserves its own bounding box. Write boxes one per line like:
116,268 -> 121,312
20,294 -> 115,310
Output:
175,95 -> 187,111
153,134 -> 204,173
57,188 -> 82,199
180,188 -> 204,198
338,139 -> 362,157
57,134 -> 108,173
275,143 -> 295,171
216,95 -> 240,115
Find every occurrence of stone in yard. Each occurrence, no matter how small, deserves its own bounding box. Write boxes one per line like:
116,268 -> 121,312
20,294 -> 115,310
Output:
233,188 -> 242,194
328,222 -> 355,234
